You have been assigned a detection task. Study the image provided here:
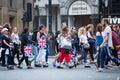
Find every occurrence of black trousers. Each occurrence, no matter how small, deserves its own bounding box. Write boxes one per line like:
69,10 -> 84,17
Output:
18,46 -> 29,66
1,48 -> 13,66
1,49 -> 5,66
12,43 -> 20,63
88,43 -> 94,61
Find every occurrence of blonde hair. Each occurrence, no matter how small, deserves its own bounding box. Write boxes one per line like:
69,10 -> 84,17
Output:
86,24 -> 94,31
12,27 -> 18,35
78,26 -> 86,37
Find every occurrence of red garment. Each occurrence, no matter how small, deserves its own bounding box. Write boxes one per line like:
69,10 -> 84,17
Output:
58,48 -> 70,63
112,31 -> 120,47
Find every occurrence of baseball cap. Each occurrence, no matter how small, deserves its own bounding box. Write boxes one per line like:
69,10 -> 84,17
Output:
1,28 -> 8,33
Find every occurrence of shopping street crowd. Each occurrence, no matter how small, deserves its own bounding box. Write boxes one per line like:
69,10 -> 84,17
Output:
0,18 -> 120,72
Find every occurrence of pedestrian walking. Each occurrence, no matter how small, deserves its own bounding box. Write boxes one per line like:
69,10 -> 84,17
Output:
17,28 -> 33,69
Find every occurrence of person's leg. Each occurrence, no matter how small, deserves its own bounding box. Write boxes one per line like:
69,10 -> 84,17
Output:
45,48 -> 50,63
78,48 -> 85,62
16,47 -> 20,62
31,45 -> 38,63
100,47 -> 106,68
1,50 -> 6,66
41,49 -> 47,67
97,50 -> 101,68
36,49 -> 41,65
89,45 -> 94,62
112,49 -> 118,58
18,54 -> 24,65
25,56 -> 29,66
57,49 -> 65,67
7,54 -> 13,67
18,47 -> 25,66
65,53 -> 71,67
106,46 -> 120,66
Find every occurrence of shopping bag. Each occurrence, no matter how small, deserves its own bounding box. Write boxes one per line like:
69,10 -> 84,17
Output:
24,44 -> 32,57
60,36 -> 72,48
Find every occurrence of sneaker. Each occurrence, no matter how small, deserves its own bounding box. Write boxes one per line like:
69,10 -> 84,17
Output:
43,65 -> 48,68
16,65 -> 23,69
27,66 -> 33,69
69,65 -> 74,69
84,64 -> 91,68
8,66 -> 14,70
35,64 -> 41,67
57,66 -> 64,69
53,62 -> 56,67
96,68 -> 103,72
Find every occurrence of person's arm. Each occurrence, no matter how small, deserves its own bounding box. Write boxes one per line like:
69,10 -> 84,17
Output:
100,33 -> 109,48
37,32 -> 40,41
3,40 -> 13,48
11,33 -> 14,42
57,33 -> 62,41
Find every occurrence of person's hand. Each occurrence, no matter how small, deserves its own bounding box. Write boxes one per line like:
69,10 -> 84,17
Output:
86,43 -> 90,46
111,46 -> 114,50
100,44 -> 103,49
9,45 -> 14,48
96,47 -> 99,51
19,41 -> 21,44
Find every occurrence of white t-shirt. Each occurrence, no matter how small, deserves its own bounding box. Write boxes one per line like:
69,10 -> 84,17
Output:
79,34 -> 88,44
103,25 -> 113,47
12,34 -> 19,44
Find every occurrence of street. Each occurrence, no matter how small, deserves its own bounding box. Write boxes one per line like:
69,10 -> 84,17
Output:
0,58 -> 120,80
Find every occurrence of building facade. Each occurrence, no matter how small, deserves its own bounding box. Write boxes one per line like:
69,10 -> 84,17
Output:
0,0 -> 34,33
35,0 -> 99,33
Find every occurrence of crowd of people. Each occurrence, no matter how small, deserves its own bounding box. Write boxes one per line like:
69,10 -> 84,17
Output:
0,18 -> 120,72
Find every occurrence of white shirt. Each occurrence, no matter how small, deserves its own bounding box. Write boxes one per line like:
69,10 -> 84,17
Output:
12,34 -> 19,44
103,25 -> 113,47
79,34 -> 88,44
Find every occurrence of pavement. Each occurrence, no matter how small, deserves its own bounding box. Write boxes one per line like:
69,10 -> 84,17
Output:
0,57 -> 120,80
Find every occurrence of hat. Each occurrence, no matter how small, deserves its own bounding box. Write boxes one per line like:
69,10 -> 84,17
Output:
1,28 -> 8,33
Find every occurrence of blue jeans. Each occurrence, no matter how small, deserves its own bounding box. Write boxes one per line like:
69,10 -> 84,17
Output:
78,47 -> 88,63
46,48 -> 50,63
31,45 -> 38,63
100,45 -> 119,68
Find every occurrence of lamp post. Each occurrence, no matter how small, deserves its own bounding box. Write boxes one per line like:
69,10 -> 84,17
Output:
48,0 -> 52,32
34,3 -> 39,30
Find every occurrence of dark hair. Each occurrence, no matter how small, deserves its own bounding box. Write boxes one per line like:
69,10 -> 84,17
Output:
96,23 -> 103,33
62,27 -> 68,33
39,24 -> 45,31
23,27 -> 28,33
103,18 -> 109,24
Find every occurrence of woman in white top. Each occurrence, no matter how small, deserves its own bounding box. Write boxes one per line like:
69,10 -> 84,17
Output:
78,27 -> 90,68
11,27 -> 21,64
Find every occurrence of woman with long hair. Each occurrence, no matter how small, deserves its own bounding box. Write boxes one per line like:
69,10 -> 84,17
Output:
35,25 -> 48,67
86,24 -> 96,63
78,27 -> 90,68
11,27 -> 21,64
95,24 -> 104,71
57,27 -> 73,69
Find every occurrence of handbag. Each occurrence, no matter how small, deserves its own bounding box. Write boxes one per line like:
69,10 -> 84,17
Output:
60,36 -> 72,53
83,44 -> 90,49
63,45 -> 72,53
88,38 -> 95,44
